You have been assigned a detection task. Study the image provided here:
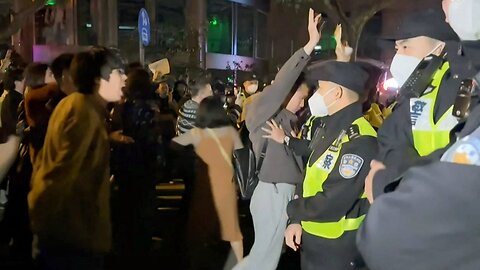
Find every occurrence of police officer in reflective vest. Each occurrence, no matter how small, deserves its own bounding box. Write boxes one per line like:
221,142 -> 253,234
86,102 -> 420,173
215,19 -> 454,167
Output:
359,1 -> 480,268
365,9 -> 462,201
265,62 -> 378,270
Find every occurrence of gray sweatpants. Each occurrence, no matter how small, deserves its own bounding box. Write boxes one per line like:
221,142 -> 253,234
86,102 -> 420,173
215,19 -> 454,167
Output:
233,181 -> 295,270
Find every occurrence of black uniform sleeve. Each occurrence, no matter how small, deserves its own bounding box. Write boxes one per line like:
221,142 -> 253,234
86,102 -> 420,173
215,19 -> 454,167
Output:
227,104 -> 242,125
382,146 -> 449,193
373,101 -> 419,198
288,137 -> 311,157
287,136 -> 378,223
288,118 -> 325,158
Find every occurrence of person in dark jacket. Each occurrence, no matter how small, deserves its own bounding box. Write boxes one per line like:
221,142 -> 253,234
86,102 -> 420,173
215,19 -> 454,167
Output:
0,66 -> 25,263
364,9 -> 468,201
358,95 -> 480,270
358,1 -> 480,269
110,68 -> 159,267
0,67 -> 24,141
233,9 -> 319,270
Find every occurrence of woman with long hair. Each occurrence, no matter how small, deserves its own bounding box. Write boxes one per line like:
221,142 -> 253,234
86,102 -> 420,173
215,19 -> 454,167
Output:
173,96 -> 244,266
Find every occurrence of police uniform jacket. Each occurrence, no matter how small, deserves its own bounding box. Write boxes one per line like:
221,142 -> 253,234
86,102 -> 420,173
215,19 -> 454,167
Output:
358,103 -> 480,270
287,103 -> 378,224
373,41 -> 480,197
288,116 -> 325,158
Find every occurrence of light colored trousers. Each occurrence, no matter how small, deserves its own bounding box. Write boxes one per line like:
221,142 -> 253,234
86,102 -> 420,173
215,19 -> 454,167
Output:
233,181 -> 295,270
0,135 -> 20,182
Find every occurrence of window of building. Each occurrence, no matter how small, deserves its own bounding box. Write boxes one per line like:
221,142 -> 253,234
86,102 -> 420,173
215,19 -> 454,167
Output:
77,0 -> 97,45
35,5 -> 68,45
154,1 -> 186,55
256,11 -> 268,59
236,4 -> 254,57
207,0 -> 233,55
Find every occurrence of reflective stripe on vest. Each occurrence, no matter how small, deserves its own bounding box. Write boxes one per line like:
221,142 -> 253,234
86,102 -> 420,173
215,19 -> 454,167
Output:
301,117 -> 376,239
302,116 -> 317,140
411,62 -> 458,157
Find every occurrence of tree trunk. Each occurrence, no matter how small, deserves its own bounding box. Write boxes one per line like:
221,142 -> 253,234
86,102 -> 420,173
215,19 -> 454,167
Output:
348,21 -> 366,61
185,0 -> 206,69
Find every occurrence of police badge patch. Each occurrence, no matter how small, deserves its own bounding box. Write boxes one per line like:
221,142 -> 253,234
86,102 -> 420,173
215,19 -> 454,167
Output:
339,154 -> 364,179
441,135 -> 480,166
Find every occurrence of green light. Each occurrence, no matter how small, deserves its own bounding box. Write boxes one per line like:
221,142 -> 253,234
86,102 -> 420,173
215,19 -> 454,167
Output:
210,17 -> 219,26
46,0 -> 56,6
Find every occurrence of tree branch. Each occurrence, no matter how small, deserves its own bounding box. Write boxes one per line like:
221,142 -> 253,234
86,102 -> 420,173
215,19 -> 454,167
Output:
0,0 -> 47,40
351,0 -> 395,27
316,0 -> 341,24
333,0 -> 349,25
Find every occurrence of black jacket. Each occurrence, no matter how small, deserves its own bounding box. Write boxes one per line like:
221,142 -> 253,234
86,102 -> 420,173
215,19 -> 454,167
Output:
358,103 -> 480,270
1,90 -> 22,141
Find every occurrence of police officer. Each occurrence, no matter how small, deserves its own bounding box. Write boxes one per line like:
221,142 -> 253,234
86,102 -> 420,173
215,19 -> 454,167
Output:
358,1 -> 480,268
242,74 -> 258,97
263,61 -> 378,270
365,8 -> 463,201
357,104 -> 480,270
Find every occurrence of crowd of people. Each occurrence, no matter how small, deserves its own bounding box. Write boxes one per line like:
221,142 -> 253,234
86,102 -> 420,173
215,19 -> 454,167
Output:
0,0 -> 480,269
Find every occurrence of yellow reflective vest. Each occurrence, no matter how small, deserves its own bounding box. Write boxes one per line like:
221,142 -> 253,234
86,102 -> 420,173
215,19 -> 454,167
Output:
410,62 -> 458,157
302,117 -> 376,239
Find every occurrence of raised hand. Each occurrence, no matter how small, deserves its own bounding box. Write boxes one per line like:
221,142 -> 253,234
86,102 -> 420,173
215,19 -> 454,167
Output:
304,9 -> 324,55
334,24 -> 353,62
0,49 -> 12,72
109,130 -> 135,144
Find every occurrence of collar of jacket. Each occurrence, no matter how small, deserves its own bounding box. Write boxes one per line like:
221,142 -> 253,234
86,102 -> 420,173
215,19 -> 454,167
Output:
446,40 -> 480,79
308,102 -> 363,165
87,93 -> 109,119
324,102 -> 363,135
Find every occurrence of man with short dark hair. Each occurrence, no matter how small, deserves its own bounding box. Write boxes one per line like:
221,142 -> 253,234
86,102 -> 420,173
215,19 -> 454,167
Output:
50,53 -> 76,96
24,53 -> 75,162
28,48 -> 126,269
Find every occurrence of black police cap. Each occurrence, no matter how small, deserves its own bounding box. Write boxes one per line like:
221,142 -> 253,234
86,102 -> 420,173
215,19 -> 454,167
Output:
382,8 -> 458,42
306,61 -> 370,96
245,73 -> 258,82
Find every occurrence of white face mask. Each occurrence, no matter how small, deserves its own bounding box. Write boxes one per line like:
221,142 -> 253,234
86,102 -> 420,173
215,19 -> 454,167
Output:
308,87 -> 338,117
389,43 -> 443,87
448,0 -> 480,41
389,54 -> 422,87
246,84 -> 258,94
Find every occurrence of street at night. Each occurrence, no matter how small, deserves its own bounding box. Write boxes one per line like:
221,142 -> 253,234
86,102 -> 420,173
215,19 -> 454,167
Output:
1,0 -> 480,269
